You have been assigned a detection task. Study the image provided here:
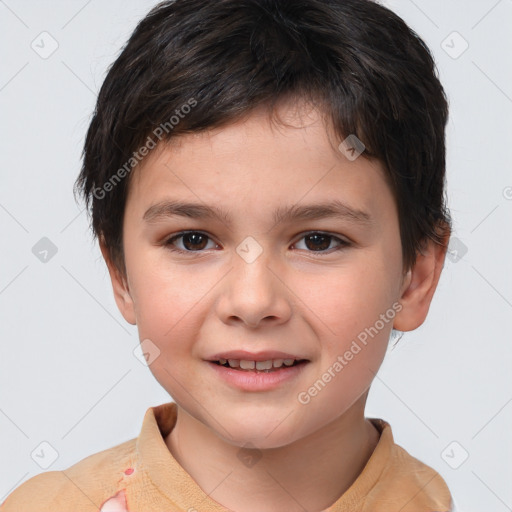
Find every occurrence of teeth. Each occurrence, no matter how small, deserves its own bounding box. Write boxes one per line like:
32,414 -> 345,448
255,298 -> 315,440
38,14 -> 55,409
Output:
218,358 -> 300,370
255,360 -> 272,370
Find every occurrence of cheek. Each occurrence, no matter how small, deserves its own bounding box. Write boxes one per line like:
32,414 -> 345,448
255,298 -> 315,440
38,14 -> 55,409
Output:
127,261 -> 208,397
125,246 -> 205,348
296,270 -> 394,423
301,252 -> 399,389
306,258 -> 398,339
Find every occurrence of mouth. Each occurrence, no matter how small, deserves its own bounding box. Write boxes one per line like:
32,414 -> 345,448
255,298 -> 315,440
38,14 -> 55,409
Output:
211,358 -> 308,373
206,351 -> 310,390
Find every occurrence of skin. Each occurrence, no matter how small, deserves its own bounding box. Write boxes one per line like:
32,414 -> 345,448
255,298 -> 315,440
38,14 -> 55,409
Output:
101,101 -> 449,512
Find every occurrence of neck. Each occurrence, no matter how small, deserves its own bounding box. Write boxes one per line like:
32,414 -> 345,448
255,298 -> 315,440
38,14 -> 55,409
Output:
165,397 -> 380,512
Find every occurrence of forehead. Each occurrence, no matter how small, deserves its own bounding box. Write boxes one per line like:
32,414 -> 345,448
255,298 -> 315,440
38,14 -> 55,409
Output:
124,104 -> 396,228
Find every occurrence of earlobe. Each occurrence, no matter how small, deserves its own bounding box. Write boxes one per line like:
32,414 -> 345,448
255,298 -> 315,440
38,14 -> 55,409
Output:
394,232 -> 449,332
99,239 -> 137,326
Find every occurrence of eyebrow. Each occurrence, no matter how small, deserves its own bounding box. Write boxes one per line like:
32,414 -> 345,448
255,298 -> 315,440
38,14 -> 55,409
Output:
142,199 -> 374,228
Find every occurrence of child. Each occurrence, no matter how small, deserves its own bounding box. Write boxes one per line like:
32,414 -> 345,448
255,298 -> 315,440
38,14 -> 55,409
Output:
1,0 -> 454,510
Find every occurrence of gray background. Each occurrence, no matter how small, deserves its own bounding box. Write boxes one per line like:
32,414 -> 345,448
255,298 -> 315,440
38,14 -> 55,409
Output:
1,1 -> 511,510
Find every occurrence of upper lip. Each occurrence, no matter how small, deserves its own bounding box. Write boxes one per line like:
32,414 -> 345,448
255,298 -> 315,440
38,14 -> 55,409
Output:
207,350 -> 308,362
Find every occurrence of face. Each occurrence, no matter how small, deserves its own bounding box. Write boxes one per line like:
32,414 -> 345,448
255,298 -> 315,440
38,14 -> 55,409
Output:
111,103 -> 411,449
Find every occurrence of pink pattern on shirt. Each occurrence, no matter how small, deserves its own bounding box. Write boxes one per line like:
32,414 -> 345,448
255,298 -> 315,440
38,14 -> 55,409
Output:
99,489 -> 128,512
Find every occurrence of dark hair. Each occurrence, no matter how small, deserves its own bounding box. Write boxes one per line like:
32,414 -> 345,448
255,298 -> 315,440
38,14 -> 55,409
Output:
75,0 -> 450,276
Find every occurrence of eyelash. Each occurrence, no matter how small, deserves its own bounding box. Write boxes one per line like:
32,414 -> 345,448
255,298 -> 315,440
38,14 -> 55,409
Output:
163,231 -> 351,256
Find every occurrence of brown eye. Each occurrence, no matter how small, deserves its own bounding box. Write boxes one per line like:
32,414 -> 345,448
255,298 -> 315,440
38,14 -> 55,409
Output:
165,232 -> 216,252
304,234 -> 332,251
294,232 -> 350,254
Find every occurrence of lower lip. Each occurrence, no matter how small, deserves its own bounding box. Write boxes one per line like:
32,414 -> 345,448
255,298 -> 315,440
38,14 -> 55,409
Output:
207,361 -> 309,391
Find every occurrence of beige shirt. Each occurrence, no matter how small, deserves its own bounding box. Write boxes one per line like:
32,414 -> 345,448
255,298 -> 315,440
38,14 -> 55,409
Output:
0,402 -> 453,511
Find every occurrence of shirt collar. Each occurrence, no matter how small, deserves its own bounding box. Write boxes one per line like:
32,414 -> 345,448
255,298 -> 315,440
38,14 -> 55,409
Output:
136,401 -> 392,511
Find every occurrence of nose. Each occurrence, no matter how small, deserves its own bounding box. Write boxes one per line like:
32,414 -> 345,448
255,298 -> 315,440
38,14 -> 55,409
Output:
215,245 -> 292,329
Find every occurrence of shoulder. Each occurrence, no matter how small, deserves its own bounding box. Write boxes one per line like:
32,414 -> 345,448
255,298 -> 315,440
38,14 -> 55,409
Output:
387,442 -> 452,494
375,430 -> 452,510
0,438 -> 137,512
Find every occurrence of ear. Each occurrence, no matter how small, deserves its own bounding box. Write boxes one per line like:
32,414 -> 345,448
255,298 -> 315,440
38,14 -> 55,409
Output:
99,238 -> 137,325
394,226 -> 450,332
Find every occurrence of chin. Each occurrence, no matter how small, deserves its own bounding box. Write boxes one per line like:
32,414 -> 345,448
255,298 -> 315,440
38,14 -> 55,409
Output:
212,408 -> 306,449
